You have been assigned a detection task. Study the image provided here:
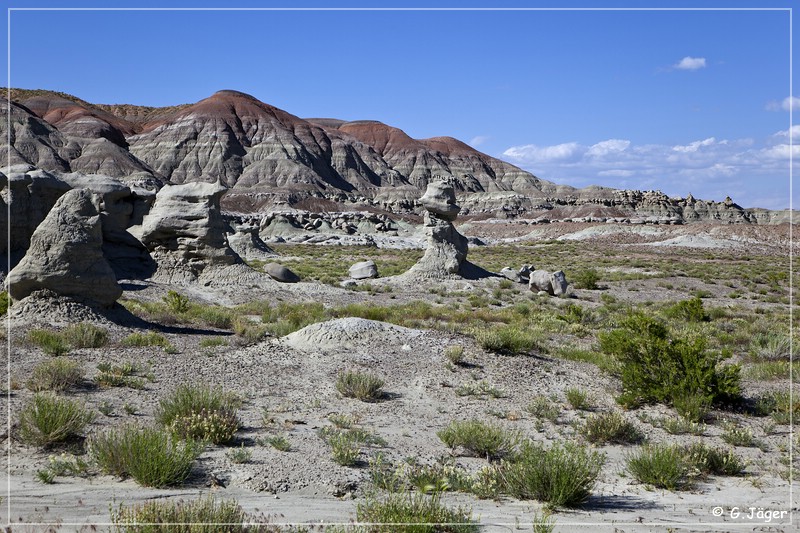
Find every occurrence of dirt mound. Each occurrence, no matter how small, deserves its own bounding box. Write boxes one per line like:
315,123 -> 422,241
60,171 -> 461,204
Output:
282,317 -> 425,355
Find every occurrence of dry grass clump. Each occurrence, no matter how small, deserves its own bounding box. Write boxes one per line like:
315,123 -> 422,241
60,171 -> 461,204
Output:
62,322 -> 108,348
336,370 -> 385,402
27,329 -> 71,356
17,393 -> 94,447
91,424 -> 200,488
627,443 -> 693,490
356,491 -> 478,533
437,419 -> 519,460
27,358 -> 83,392
156,384 -> 242,444
582,411 -> 644,445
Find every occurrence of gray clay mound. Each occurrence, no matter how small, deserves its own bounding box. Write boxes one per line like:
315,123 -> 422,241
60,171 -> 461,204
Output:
282,317 -> 425,355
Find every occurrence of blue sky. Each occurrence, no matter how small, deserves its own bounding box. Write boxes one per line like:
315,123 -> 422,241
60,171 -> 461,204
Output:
3,1 -> 797,209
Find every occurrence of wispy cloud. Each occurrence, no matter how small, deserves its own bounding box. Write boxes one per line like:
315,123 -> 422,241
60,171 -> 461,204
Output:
502,130 -> 796,209
766,96 -> 800,111
469,135 -> 490,147
674,56 -> 707,70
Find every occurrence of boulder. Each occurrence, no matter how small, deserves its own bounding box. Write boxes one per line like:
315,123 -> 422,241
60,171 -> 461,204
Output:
419,181 -> 461,221
518,265 -> 533,283
227,223 -> 276,262
500,267 -> 522,283
551,270 -> 568,296
529,269 -> 569,296
529,269 -> 553,295
6,188 -> 121,307
349,260 -> 378,280
264,262 -> 300,283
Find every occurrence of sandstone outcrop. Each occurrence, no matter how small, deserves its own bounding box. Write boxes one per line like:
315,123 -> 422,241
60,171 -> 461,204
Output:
136,181 -> 242,282
406,182 -> 469,279
227,223 -> 276,262
6,188 -> 121,306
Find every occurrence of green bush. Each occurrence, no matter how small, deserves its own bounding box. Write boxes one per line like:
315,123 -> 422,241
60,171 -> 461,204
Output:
17,393 -> 94,447
437,419 -> 518,460
156,384 -> 241,444
500,441 -> 605,508
62,322 -> 108,348
582,411 -> 644,445
626,443 -> 692,490
572,268 -> 600,290
356,491 -> 478,533
664,297 -> 709,322
599,313 -> 741,409
27,329 -> 70,356
27,358 -> 83,392
336,370 -> 385,402
0,291 -> 9,315
474,325 -> 540,355
121,331 -> 171,348
683,442 -> 745,477
111,496 -> 275,532
566,388 -> 592,410
94,361 -> 147,389
162,291 -> 190,313
91,425 -> 199,488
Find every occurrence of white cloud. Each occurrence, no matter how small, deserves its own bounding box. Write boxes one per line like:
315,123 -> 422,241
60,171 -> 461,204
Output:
674,56 -> 707,70
587,139 -> 630,157
767,96 -> 800,111
469,135 -> 489,147
672,137 -> 716,153
773,125 -> 800,141
502,132 -> 796,208
502,142 -> 581,162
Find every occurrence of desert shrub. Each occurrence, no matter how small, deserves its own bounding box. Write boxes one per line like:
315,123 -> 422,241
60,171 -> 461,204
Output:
720,422 -> 760,448
582,411 -> 643,444
198,337 -> 227,348
626,443 -> 692,490
500,441 -> 604,508
262,301 -> 327,336
226,444 -> 252,464
444,345 -> 465,365
759,391 -> 800,425
748,332 -> 790,361
473,325 -> 540,355
111,495 -> 276,532
672,394 -> 710,423
660,416 -> 705,436
336,370 -> 385,402
189,306 -> 235,329
327,431 -> 361,466
17,393 -> 94,447
664,297 -> 709,322
91,424 -> 199,488
0,291 -> 8,315
356,491 -> 477,533
572,268 -> 600,290
565,388 -> 592,410
121,331 -> 170,348
599,312 -> 741,409
683,442 -> 745,477
455,380 -> 505,398
27,358 -> 83,392
27,329 -> 70,356
156,384 -> 241,444
526,396 -> 560,422
232,317 -> 268,344
162,290 -> 190,313
264,435 -> 291,452
437,419 -> 518,460
94,361 -> 147,389
62,322 -> 108,348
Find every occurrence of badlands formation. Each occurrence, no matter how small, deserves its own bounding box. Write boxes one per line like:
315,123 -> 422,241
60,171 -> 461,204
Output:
0,88 -> 796,532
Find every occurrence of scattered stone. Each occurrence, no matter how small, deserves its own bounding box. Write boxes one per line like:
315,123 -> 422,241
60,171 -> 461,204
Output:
7,188 -> 121,307
500,267 -> 522,283
339,279 -> 357,289
349,260 -> 378,280
264,262 -> 300,283
518,265 -> 533,282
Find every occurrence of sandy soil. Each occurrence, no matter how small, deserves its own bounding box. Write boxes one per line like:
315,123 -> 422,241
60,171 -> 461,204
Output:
2,222 -> 796,532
